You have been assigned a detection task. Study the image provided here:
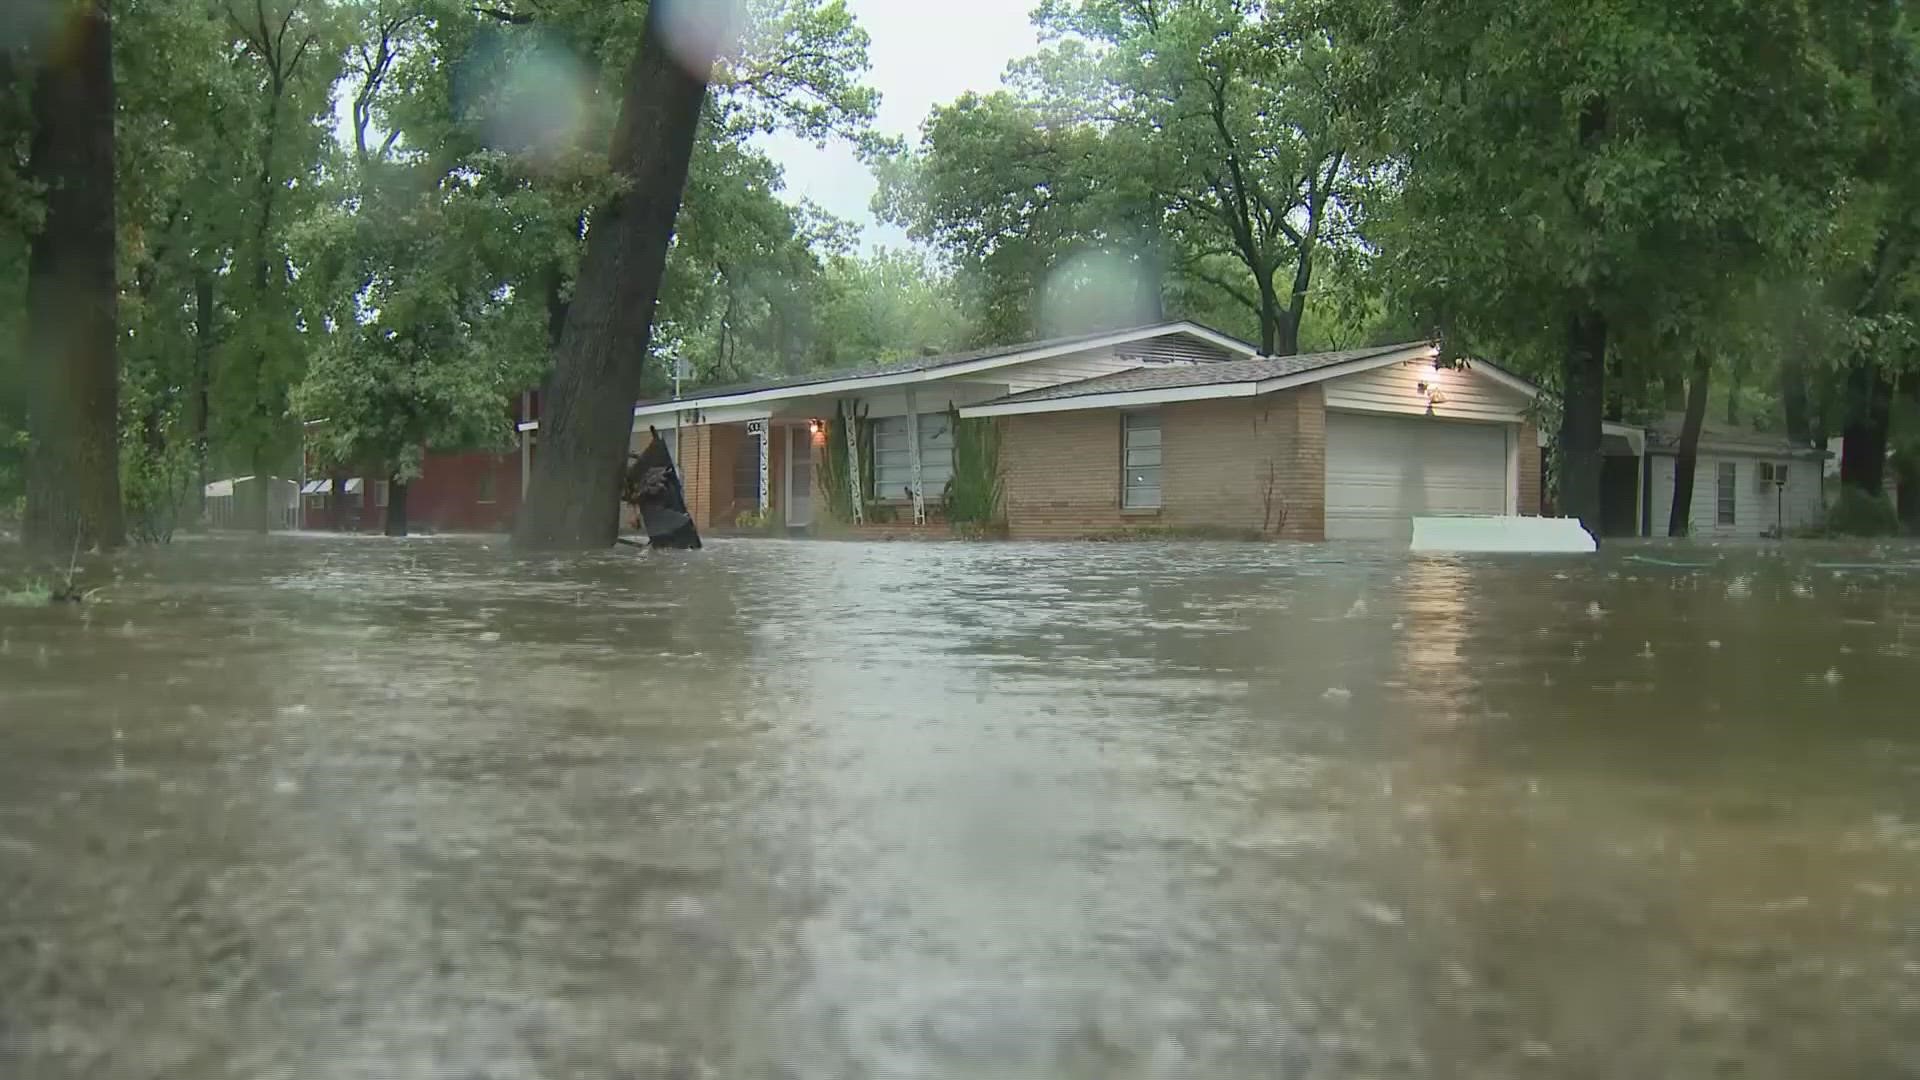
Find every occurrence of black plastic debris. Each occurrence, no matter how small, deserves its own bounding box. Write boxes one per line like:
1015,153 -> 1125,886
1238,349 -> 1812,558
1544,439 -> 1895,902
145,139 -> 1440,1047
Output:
623,427 -> 703,549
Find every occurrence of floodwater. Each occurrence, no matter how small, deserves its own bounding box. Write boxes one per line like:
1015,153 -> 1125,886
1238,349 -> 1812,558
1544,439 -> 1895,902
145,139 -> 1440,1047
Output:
2,536 -> 1919,1079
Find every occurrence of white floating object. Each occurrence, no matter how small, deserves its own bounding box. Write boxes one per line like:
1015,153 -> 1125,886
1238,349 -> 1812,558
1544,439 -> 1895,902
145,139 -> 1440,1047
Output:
1586,601 -> 1606,619
1321,686 -> 1353,703
1346,597 -> 1368,618
1824,667 -> 1843,685
1411,516 -> 1595,554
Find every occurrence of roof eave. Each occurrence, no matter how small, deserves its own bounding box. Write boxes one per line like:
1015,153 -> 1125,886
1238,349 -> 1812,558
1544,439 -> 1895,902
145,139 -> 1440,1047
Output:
632,321 -> 1259,420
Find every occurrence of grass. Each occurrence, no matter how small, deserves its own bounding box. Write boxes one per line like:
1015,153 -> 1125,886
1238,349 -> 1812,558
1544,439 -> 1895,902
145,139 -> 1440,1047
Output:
0,578 -> 53,608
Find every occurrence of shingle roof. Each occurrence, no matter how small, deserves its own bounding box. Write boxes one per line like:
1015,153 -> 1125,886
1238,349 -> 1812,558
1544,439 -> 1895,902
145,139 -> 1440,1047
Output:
636,322 -> 1249,408
1646,414 -> 1824,456
976,342 -> 1430,407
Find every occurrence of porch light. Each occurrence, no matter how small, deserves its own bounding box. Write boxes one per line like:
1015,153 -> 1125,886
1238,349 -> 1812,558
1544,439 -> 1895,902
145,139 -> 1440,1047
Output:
808,418 -> 826,445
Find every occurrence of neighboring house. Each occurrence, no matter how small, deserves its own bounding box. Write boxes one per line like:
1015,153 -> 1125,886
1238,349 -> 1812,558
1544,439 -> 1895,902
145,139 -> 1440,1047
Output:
1591,416 -> 1826,538
301,450 -> 522,533
962,342 -> 1542,540
619,321 -> 1263,534
1646,418 -> 1824,538
570,322 -> 1546,542
204,476 -> 299,530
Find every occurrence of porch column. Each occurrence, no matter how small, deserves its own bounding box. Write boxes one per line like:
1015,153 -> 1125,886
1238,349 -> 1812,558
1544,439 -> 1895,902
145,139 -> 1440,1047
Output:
843,401 -> 864,525
905,386 -> 926,525
756,421 -> 771,513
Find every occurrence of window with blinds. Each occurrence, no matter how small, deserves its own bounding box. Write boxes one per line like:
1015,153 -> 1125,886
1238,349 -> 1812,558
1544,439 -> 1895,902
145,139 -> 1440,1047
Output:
1122,412 -> 1162,509
871,414 -> 954,500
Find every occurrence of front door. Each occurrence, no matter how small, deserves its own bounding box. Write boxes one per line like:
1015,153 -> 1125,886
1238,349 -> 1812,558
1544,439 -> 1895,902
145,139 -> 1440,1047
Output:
786,425 -> 814,528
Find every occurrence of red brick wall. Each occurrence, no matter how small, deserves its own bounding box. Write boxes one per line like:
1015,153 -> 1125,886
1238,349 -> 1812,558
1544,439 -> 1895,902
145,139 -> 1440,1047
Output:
1001,388 -> 1328,540
407,451 -> 519,532
302,450 -> 520,533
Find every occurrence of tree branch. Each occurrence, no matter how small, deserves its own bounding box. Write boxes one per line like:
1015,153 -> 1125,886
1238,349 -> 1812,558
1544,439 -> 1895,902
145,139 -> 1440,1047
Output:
473,5 -> 535,24
1183,264 -> 1259,313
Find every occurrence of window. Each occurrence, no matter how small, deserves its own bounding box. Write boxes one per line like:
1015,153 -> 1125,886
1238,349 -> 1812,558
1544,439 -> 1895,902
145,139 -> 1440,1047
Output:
734,430 -> 763,504
1758,462 -> 1789,490
871,414 -> 955,501
374,480 -> 390,508
1715,462 -> 1736,525
476,471 -> 496,505
1122,412 -> 1162,509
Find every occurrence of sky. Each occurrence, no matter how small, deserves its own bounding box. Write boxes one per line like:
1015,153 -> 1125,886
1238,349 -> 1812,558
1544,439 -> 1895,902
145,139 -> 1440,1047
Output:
751,0 -> 1041,251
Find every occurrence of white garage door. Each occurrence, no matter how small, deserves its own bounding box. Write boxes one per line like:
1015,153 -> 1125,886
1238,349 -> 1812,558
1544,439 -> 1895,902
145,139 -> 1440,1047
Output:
1325,412 -> 1510,540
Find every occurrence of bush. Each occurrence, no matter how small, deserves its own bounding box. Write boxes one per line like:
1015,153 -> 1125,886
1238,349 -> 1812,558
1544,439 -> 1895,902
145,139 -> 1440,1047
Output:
1825,485 -> 1900,536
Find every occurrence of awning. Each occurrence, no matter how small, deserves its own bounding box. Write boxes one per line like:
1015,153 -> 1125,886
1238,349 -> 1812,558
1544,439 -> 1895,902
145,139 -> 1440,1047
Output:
300,478 -> 366,495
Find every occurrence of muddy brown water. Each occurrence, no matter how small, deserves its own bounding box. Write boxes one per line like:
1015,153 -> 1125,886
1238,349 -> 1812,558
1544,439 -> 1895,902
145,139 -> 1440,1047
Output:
2,535 -> 1918,1079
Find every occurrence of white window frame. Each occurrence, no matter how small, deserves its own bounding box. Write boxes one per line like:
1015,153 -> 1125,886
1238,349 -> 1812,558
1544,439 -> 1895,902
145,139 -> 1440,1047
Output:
1122,411 -> 1162,510
1715,461 -> 1737,526
871,414 -> 954,501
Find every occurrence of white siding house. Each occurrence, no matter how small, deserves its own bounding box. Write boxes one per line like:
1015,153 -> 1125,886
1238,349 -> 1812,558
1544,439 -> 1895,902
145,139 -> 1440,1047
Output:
1644,420 -> 1825,538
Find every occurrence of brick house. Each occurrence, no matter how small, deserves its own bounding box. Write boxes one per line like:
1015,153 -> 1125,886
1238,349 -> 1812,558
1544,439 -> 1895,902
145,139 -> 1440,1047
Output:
300,450 -> 523,533
527,323 -> 1546,541
614,322 -> 1263,535
962,344 -> 1543,540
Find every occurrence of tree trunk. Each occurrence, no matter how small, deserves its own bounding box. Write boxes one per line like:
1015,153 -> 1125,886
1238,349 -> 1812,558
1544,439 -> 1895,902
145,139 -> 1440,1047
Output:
192,267 -> 215,520
513,0 -> 729,550
1668,351 -> 1712,537
244,447 -> 270,532
21,1 -> 123,552
1724,355 -> 1743,426
384,478 -> 409,537
1558,309 -> 1608,537
1840,356 -> 1891,495
1898,374 -> 1920,534
1257,272 -> 1295,356
1661,369 -> 1687,412
1779,348 -> 1811,447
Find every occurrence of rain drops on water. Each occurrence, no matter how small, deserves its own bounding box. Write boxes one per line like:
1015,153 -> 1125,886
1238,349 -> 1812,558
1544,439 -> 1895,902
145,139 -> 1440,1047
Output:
1638,641 -> 1655,659
1586,601 -> 1605,619
1824,667 -> 1844,685
1707,640 -> 1722,650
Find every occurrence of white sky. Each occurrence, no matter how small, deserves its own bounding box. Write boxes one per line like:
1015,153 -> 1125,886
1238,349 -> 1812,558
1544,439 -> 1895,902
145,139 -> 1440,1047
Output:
752,0 -> 1040,250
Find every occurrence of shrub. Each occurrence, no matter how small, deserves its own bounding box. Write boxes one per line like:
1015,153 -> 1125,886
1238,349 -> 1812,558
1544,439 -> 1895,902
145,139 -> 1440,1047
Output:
1826,485 -> 1899,537
944,409 -> 1003,527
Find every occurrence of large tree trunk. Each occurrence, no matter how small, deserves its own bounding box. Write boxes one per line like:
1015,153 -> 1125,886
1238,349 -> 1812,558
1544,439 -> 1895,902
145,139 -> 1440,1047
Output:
1256,272 -> 1294,356
514,1 -> 730,550
1898,374 -> 1920,534
1668,351 -> 1713,537
1779,348 -> 1811,446
384,478 -> 409,537
1558,309 -> 1608,537
1840,356 -> 1891,494
192,267 -> 215,521
21,1 -> 123,552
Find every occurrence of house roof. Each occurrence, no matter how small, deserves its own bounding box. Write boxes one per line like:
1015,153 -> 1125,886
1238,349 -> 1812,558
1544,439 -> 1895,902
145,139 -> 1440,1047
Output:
961,341 -> 1466,417
1646,414 -> 1825,458
625,321 -> 1256,421
972,343 -> 1431,407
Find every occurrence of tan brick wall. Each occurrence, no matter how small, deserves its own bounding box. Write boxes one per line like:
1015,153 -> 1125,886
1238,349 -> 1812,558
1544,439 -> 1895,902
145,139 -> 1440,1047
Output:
678,426 -> 714,531
1518,420 -> 1542,516
1002,387 -> 1328,540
